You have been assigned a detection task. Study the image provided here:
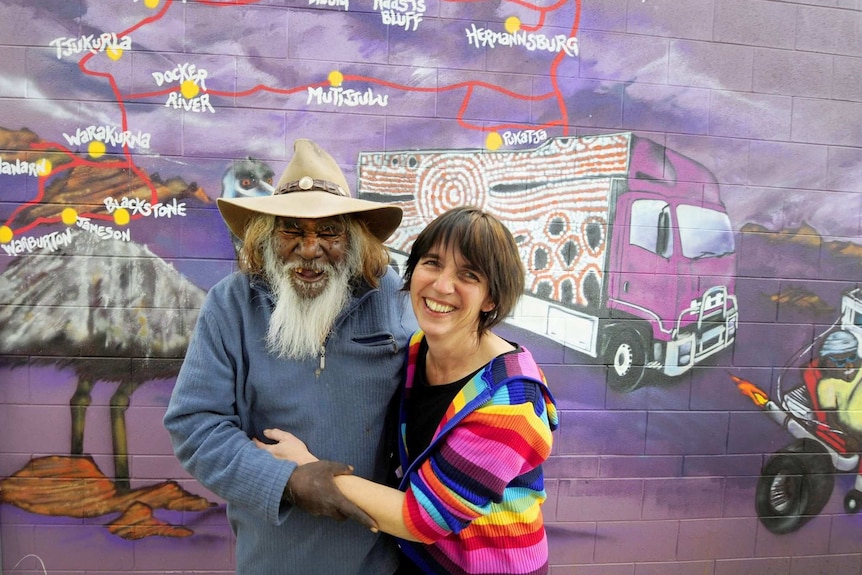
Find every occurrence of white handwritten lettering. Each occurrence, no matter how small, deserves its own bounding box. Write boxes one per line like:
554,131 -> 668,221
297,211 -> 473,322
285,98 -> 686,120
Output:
380,10 -> 422,31
465,23 -> 578,57
75,217 -> 132,242
62,126 -> 152,150
1,229 -> 73,256
164,92 -> 215,113
374,0 -> 425,11
49,34 -> 132,59
502,129 -> 548,146
374,0 -> 425,30
104,197 -> 188,219
0,156 -> 48,177
307,86 -> 388,108
309,0 -> 349,10
152,63 -> 208,90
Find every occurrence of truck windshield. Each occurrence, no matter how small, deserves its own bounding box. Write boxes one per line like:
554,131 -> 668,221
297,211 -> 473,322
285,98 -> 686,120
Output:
676,205 -> 735,259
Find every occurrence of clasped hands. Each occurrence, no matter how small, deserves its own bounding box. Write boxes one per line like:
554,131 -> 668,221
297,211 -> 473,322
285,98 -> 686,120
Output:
254,428 -> 377,531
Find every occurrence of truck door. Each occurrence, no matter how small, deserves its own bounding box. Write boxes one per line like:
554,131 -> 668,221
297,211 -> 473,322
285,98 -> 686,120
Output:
608,195 -> 679,334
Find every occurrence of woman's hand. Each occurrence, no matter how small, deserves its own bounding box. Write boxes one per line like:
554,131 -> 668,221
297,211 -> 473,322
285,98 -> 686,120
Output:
254,428 -> 319,465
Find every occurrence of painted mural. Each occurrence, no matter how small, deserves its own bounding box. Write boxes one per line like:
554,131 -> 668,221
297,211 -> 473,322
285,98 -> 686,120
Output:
733,287 -> 862,534
1,0 -> 861,573
357,133 -> 737,392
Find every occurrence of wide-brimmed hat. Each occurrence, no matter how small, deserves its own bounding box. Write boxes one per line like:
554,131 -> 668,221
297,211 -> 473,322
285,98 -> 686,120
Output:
217,139 -> 402,242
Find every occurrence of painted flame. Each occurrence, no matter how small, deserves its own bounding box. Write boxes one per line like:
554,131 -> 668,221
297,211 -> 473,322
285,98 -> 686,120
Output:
729,373 -> 769,407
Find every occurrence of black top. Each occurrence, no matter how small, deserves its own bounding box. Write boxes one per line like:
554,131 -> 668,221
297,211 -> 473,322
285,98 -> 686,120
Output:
405,338 -> 481,463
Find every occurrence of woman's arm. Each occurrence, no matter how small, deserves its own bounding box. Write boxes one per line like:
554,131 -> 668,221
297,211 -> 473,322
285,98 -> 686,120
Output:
333,475 -> 417,540
400,386 -> 555,542
256,428 -> 419,541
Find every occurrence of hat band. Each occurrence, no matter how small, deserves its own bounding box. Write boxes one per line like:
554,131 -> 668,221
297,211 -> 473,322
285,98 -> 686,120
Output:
276,176 -> 348,197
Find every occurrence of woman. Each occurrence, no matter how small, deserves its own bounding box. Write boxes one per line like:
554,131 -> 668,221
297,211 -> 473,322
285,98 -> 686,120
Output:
259,206 -> 559,574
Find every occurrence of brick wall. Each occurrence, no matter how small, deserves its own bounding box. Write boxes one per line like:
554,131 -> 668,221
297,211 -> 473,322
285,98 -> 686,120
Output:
1,0 -> 861,573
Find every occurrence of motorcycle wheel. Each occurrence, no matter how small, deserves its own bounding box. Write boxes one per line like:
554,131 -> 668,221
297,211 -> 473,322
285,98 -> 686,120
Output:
755,438 -> 834,534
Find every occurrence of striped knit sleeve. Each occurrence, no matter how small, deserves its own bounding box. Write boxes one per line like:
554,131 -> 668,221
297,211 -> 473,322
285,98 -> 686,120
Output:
402,379 -> 554,543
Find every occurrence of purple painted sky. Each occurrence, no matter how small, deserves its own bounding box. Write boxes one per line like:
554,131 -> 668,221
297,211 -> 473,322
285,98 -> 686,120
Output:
1,0 -> 860,244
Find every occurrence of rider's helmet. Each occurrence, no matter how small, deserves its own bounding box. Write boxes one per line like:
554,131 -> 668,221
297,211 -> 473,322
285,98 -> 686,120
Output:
820,330 -> 859,358
818,330 -> 859,381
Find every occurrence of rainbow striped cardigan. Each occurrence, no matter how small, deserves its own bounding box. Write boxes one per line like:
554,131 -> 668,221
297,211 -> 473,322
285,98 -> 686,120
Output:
396,331 -> 559,575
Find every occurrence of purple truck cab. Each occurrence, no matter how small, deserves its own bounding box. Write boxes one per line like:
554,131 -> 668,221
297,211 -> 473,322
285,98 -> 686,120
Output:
603,137 -> 738,390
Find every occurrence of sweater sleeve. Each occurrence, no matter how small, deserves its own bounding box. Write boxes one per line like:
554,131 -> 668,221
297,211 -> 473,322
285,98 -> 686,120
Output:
401,379 -> 554,543
163,289 -> 295,525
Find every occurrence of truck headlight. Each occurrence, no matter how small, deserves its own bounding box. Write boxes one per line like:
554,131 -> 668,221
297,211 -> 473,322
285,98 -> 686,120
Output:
678,341 -> 692,366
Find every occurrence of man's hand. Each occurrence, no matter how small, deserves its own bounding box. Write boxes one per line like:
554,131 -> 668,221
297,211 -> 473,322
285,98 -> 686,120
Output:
285,460 -> 378,531
255,428 -> 378,531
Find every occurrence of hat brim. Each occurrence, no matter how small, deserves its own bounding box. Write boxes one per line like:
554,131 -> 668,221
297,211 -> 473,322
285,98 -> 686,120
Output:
217,192 -> 403,243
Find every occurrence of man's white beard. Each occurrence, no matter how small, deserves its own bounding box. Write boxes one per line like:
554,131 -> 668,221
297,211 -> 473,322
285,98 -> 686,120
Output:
263,242 -> 353,360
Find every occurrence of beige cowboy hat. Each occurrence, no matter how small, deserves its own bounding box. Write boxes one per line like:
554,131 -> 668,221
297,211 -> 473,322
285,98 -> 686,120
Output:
217,139 -> 402,242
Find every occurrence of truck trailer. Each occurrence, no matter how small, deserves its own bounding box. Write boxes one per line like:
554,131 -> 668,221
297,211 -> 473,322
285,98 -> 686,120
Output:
357,132 -> 738,391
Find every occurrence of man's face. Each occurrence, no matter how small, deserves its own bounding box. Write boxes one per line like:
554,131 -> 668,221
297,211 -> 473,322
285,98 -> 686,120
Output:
272,217 -> 348,298
822,350 -> 859,382
263,218 -> 356,359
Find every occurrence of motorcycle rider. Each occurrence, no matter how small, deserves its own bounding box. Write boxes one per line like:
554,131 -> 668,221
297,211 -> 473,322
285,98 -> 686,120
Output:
815,330 -> 862,440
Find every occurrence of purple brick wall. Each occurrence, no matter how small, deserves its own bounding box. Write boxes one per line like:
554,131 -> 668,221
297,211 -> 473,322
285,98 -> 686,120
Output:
1,0 -> 861,573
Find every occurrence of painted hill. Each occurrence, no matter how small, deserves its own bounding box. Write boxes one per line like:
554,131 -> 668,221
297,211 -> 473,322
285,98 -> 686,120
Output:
738,220 -> 861,318
740,221 -> 862,258
0,126 -> 211,229
0,455 -> 215,540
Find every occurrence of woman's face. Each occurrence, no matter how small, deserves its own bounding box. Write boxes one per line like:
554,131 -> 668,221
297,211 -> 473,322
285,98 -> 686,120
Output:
409,243 -> 495,340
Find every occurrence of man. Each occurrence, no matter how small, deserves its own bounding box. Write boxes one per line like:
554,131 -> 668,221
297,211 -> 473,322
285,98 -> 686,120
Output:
164,139 -> 416,574
815,329 -> 862,438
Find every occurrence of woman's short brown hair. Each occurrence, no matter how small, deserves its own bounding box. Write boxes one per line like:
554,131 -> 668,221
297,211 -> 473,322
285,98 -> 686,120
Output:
403,206 -> 525,334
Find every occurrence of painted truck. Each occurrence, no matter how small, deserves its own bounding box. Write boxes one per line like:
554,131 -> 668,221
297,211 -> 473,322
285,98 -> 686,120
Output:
357,132 -> 737,391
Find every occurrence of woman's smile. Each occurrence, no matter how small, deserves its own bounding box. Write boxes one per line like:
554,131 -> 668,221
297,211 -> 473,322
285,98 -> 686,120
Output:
424,298 -> 455,314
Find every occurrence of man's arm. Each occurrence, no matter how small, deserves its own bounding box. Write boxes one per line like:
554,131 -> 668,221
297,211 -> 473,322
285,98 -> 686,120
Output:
164,301 -> 295,524
258,428 -> 410,537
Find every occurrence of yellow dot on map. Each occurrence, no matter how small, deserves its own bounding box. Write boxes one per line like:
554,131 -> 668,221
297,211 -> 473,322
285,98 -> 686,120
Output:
89,141 -> 106,158
0,226 -> 12,244
145,0 -> 160,8
181,80 -> 200,100
505,17 -> 522,34
37,159 -> 52,176
486,132 -> 503,151
114,208 -> 131,226
61,208 -> 78,225
328,71 -> 344,87
106,46 -> 123,60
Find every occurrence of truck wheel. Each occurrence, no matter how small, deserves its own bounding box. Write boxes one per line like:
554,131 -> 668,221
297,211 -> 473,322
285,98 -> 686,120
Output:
755,439 -> 834,534
603,330 -> 646,393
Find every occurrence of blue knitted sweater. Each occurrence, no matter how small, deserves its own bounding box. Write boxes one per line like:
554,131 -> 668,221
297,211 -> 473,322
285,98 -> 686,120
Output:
164,268 -> 416,574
